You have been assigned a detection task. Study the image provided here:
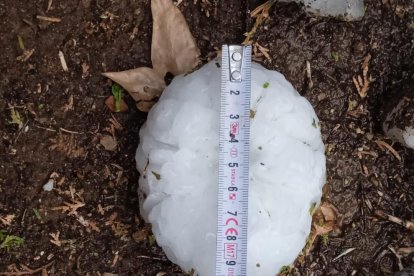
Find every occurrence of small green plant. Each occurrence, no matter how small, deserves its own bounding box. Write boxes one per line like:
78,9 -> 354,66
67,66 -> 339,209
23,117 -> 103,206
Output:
322,234 -> 329,246
263,82 -> 270,88
312,118 -> 317,128
0,230 -> 24,251
152,171 -> 161,180
309,202 -> 317,215
33,208 -> 42,220
9,108 -> 23,129
148,235 -> 156,246
17,35 -> 25,51
279,265 -> 291,275
331,51 -> 339,62
112,84 -> 124,112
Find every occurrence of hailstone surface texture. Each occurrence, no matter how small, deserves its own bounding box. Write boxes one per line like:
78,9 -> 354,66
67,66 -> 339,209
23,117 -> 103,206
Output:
136,61 -> 326,276
286,0 -> 365,20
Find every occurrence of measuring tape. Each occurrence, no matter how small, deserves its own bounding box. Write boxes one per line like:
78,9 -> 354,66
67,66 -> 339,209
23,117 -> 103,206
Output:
216,45 -> 252,276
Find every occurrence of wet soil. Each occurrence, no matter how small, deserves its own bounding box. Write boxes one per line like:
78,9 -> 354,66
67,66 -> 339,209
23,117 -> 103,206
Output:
0,0 -> 413,275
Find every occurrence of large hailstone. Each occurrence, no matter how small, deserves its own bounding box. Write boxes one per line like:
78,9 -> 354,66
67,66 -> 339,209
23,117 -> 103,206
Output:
136,61 -> 326,275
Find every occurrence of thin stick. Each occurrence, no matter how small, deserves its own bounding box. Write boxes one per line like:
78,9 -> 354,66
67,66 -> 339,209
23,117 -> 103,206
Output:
136,255 -> 167,261
397,247 -> 414,255
59,128 -> 83,135
47,0 -> 53,11
388,246 -> 403,270
375,140 -> 401,161
58,51 -> 69,72
36,15 -> 61,22
35,125 -> 56,132
375,210 -> 414,231
0,261 -> 54,275
306,60 -> 313,89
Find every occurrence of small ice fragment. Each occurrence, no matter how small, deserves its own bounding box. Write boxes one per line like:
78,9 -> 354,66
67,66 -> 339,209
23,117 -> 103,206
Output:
43,179 -> 55,191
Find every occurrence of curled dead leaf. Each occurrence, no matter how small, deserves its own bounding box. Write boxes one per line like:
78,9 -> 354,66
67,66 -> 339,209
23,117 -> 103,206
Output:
100,135 -> 117,151
132,226 -> 150,242
102,67 -> 165,104
102,0 -> 200,112
319,202 -> 338,222
314,221 -> 334,236
304,201 -> 342,255
151,0 -> 200,76
136,100 -> 157,113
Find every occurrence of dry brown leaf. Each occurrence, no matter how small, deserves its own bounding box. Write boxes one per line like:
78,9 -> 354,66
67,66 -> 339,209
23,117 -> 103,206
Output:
132,225 -> 151,242
49,133 -> 85,158
102,67 -> 165,103
51,200 -> 85,215
49,231 -> 62,247
0,214 -> 15,226
319,202 -> 338,222
82,63 -> 90,78
314,221 -> 334,236
87,220 -> 101,232
151,0 -> 200,77
136,100 -> 157,113
303,201 -> 341,255
102,0 -> 200,112
100,135 -> 117,151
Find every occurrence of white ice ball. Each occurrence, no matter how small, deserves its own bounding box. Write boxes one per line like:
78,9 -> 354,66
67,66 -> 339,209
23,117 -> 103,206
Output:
136,61 -> 326,276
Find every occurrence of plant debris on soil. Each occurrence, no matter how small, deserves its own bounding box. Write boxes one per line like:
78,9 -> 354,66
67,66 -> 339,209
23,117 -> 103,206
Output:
0,0 -> 414,275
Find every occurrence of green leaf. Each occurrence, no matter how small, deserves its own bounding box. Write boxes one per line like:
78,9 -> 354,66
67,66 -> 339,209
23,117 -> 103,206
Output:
312,118 -> 317,128
279,265 -> 291,274
322,234 -> 329,246
111,84 -> 124,112
0,231 -> 24,251
148,235 -> 156,246
263,82 -> 269,88
33,208 -> 42,220
9,108 -> 23,129
331,51 -> 339,62
309,202 -> 317,215
152,171 -> 161,180
17,35 -> 25,51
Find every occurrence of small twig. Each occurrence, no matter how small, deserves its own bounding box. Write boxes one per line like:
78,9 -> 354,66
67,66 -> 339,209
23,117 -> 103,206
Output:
333,248 -> 356,261
20,208 -> 27,226
388,246 -> 404,270
22,19 -> 35,30
14,120 -> 29,143
375,210 -> 414,231
59,127 -> 83,135
35,125 -> 56,132
375,140 -> 401,161
36,15 -> 61,22
136,255 -> 167,261
397,247 -> 414,255
58,51 -> 69,72
306,60 -> 313,89
0,261 -> 54,275
47,0 -> 53,12
353,53 -> 374,98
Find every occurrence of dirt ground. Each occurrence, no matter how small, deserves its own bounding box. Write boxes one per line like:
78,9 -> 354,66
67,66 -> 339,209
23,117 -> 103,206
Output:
0,0 -> 413,275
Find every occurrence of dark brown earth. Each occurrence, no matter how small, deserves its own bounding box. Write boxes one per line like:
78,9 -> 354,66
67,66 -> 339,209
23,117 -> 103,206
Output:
0,0 -> 413,275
